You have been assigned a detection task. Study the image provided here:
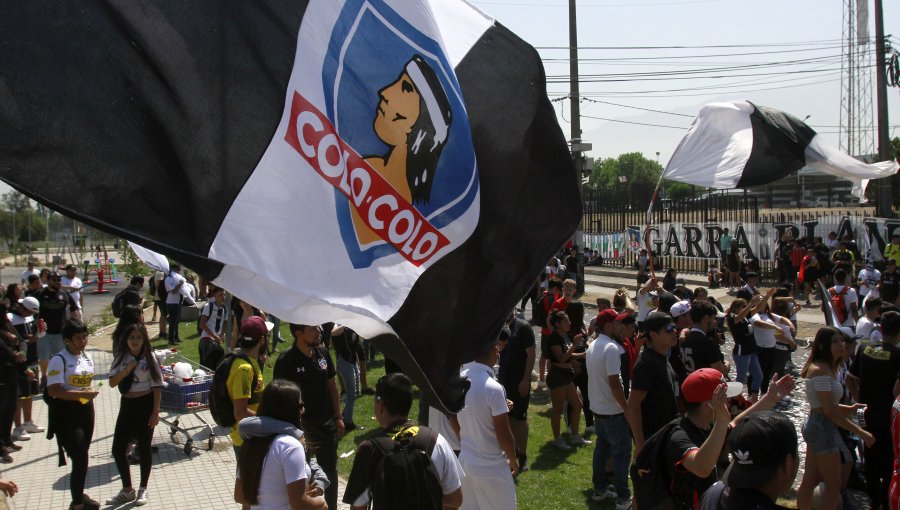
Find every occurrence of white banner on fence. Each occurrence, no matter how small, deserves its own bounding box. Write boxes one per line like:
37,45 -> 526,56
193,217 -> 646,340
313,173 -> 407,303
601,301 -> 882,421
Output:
625,215 -> 900,261
586,232 -> 626,259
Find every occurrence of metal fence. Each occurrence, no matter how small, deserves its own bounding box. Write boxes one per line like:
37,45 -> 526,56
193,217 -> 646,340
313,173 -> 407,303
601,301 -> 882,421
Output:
583,189 -> 878,281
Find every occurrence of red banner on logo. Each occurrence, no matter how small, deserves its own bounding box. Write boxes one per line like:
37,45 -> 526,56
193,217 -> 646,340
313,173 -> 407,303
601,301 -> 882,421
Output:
284,92 -> 449,267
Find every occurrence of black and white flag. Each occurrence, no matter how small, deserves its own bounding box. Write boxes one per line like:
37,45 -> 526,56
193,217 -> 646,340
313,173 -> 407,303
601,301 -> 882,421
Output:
0,0 -> 580,411
663,100 -> 898,199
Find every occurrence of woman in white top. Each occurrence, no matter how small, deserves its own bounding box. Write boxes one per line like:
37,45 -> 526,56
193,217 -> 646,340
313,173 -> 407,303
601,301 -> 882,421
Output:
46,320 -> 100,510
106,324 -> 163,506
235,380 -> 326,510
797,327 -> 873,510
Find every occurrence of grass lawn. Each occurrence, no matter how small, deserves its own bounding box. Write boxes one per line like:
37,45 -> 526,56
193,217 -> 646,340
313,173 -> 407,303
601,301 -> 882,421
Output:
154,321 -> 617,510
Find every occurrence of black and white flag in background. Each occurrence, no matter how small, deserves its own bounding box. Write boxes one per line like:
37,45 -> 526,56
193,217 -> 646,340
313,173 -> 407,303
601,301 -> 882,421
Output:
0,0 -> 580,411
663,100 -> 898,199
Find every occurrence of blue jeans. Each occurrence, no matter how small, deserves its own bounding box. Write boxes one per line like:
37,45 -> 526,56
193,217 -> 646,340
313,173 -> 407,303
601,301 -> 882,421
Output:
336,356 -> 358,424
733,353 -> 763,393
592,413 -> 632,497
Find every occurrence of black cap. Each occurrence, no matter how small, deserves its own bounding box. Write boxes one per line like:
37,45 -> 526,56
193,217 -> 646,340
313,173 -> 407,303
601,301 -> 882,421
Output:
723,411 -> 797,489
745,271 -> 759,279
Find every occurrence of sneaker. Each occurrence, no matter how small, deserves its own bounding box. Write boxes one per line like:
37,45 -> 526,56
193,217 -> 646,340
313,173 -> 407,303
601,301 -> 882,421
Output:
0,454 -> 11,463
135,488 -> 149,506
105,488 -> 136,505
591,487 -> 617,501
583,425 -> 595,434
23,420 -> 44,433
552,437 -> 572,451
81,495 -> 101,510
570,434 -> 592,446
616,495 -> 633,510
12,426 -> 30,441
361,387 -> 375,395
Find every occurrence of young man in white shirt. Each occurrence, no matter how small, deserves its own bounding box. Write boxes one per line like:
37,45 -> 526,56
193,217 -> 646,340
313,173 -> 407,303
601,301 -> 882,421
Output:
856,297 -> 882,339
60,264 -> 84,311
455,337 -> 518,510
198,286 -> 229,369
586,309 -> 632,509
858,262 -> 882,309
19,261 -> 39,285
163,264 -> 186,346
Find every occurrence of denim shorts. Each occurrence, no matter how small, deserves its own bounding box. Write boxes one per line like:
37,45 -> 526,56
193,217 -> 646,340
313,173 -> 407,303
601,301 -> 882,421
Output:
802,412 -> 851,462
37,333 -> 65,362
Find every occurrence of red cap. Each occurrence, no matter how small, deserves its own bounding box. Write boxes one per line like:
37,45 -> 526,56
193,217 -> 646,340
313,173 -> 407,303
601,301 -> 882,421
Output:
240,316 -> 270,342
595,309 -> 631,329
681,368 -> 743,403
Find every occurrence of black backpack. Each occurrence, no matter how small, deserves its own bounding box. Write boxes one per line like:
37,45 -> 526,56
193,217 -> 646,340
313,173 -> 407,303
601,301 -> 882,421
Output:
370,425 -> 442,510
630,418 -> 682,510
111,289 -> 127,318
209,353 -> 258,428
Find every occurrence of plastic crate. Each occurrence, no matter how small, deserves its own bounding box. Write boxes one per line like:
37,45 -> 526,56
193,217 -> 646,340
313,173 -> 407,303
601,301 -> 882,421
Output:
160,377 -> 211,412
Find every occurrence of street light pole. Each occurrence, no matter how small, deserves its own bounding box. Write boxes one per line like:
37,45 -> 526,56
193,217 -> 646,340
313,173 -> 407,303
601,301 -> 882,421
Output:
874,0 -> 892,216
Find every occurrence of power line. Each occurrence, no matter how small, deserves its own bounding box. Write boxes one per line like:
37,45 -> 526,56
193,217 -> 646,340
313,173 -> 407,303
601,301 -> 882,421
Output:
544,55 -> 848,79
581,114 -> 689,129
538,44 -> 853,61
535,39 -> 865,50
579,97 -> 695,117
553,75 -> 845,98
546,66 -> 868,83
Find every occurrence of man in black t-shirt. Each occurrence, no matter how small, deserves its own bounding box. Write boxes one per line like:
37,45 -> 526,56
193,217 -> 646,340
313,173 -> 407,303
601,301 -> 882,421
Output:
663,369 -> 793,509
35,271 -> 78,386
880,259 -> 899,306
273,323 -> 343,510
498,311 -> 536,472
847,310 -> 900,509
682,300 -> 727,376
626,311 -> 680,454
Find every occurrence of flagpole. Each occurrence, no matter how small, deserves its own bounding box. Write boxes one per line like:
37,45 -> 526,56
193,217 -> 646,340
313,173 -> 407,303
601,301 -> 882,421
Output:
643,172 -> 666,282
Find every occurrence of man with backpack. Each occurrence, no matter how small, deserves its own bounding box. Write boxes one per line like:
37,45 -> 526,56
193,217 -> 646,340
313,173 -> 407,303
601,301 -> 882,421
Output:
631,368 -> 794,510
828,268 -> 859,328
342,373 -> 463,510
223,316 -> 267,457
111,276 -> 144,319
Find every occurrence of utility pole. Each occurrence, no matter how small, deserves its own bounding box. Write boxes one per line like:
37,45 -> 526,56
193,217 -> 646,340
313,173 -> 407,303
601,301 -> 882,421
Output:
874,0 -> 892,217
569,0 -> 588,293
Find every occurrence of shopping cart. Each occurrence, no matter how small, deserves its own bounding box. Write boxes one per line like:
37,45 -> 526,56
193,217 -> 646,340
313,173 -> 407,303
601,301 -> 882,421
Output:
157,350 -> 215,456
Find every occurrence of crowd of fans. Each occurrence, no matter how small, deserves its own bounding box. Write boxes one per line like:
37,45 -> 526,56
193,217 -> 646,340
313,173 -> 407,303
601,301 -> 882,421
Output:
2,230 -> 900,509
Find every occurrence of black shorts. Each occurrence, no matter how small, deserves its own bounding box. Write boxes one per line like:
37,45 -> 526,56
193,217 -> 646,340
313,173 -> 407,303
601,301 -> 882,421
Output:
155,300 -> 167,317
804,268 -> 820,283
546,366 -> 574,390
17,373 -> 37,398
503,385 -> 530,421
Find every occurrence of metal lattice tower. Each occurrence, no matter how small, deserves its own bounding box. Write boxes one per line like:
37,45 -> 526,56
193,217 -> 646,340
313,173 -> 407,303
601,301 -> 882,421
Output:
839,0 -> 876,160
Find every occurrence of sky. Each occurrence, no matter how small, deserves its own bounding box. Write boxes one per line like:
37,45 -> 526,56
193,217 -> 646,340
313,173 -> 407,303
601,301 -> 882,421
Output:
4,1 -> 897,199
469,0 -> 900,167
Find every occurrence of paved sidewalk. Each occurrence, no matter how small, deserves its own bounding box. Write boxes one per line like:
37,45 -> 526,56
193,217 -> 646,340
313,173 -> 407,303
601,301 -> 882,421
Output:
0,347 -> 349,509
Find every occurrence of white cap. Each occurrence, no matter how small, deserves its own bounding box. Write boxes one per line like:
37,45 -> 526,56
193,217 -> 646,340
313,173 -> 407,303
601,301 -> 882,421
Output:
670,300 -> 692,318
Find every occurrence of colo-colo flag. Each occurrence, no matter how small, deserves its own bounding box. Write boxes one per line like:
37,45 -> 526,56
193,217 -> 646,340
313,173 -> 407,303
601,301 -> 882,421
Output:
663,100 -> 898,200
0,0 -> 580,412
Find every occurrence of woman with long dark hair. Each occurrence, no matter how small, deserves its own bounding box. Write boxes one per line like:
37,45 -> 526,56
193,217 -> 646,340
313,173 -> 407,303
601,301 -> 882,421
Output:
106,323 -> 162,506
545,310 -> 589,450
797,326 -> 872,510
111,304 -> 144,353
46,319 -> 99,510
234,379 -> 327,509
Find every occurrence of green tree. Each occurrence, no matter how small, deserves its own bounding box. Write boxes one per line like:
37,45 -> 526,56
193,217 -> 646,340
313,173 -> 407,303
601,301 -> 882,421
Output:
587,152 -> 663,191
1,191 -> 31,213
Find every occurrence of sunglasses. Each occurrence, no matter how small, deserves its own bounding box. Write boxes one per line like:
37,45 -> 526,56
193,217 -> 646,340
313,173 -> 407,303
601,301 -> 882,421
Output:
664,324 -> 678,333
